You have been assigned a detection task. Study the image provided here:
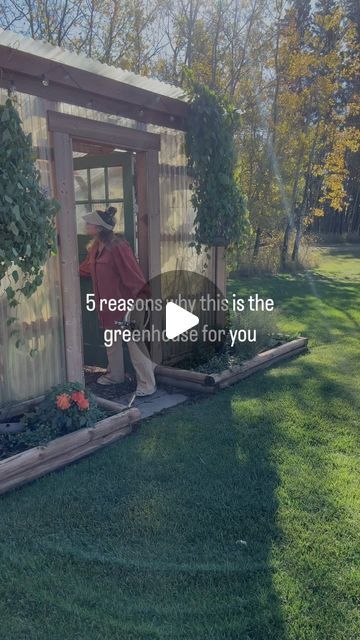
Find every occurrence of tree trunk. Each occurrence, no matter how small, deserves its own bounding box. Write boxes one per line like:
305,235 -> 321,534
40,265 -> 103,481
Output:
291,219 -> 303,261
281,221 -> 292,270
252,227 -> 261,260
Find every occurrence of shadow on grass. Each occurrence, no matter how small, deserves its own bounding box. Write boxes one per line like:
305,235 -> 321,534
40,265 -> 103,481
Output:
0,377 -> 287,640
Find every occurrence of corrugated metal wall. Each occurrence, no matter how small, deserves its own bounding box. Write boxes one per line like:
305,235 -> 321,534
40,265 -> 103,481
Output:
0,91 -> 65,407
0,93 -> 213,406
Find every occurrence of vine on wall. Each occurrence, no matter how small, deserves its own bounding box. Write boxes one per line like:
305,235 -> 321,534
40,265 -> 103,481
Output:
0,96 -> 59,335
185,81 -> 247,252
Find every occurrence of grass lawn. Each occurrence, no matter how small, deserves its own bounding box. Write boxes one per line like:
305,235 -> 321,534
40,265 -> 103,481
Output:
1,246 -> 359,640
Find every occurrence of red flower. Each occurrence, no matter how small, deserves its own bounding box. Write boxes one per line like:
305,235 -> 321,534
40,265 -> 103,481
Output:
56,393 -> 71,410
71,390 -> 90,411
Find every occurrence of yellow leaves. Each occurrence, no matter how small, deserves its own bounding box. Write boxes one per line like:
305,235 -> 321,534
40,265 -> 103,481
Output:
313,208 -> 325,218
319,128 -> 360,213
314,6 -> 344,32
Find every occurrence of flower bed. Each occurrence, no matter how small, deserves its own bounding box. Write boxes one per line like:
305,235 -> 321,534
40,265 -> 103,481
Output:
0,383 -> 141,495
0,383 -> 104,461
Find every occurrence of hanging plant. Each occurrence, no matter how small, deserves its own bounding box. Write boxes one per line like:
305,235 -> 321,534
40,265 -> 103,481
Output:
184,80 -> 247,252
0,96 -> 59,319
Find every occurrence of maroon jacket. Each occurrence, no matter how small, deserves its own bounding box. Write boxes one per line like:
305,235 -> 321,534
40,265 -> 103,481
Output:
79,238 -> 149,329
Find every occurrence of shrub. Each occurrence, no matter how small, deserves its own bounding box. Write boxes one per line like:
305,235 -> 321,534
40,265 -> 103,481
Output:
0,383 -> 104,460
195,308 -> 292,373
230,307 -> 283,359
228,231 -> 318,275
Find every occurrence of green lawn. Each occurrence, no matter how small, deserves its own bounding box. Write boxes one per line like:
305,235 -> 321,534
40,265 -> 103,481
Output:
1,246 -> 359,640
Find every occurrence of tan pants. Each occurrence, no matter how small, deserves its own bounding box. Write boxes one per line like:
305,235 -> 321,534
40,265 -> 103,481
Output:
106,308 -> 156,394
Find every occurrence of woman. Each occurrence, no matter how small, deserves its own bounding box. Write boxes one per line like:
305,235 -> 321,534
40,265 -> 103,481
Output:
79,206 -> 156,396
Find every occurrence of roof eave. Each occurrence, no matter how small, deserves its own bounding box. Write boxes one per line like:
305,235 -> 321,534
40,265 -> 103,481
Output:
0,42 -> 188,130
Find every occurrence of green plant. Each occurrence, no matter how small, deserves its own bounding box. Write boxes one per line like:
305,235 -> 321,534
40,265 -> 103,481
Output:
23,382 -> 104,433
184,80 -> 248,252
230,307 -> 283,359
0,383 -> 104,460
0,96 -> 59,327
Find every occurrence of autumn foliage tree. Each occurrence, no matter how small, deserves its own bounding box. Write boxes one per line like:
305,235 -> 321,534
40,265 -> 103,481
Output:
1,0 -> 359,267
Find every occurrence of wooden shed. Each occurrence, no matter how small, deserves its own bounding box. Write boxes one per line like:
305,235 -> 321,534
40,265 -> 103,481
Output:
0,29 -> 225,410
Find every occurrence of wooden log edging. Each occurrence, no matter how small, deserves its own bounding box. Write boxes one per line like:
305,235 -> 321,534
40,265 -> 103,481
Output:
0,395 -> 45,421
154,366 -> 215,387
155,375 -> 218,394
155,337 -> 308,393
213,338 -> 308,389
0,407 -> 140,496
93,395 -> 131,413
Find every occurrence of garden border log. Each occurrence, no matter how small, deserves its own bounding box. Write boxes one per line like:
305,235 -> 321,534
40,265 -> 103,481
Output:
212,338 -> 308,387
155,338 -> 308,392
155,366 -> 215,386
0,395 -> 45,421
155,376 -> 218,394
93,395 -> 131,413
0,407 -> 140,496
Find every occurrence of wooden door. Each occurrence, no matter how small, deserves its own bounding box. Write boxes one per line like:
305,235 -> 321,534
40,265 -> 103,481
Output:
73,152 -> 134,367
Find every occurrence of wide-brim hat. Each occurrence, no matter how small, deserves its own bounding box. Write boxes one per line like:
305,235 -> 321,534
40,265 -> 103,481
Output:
82,210 -> 114,230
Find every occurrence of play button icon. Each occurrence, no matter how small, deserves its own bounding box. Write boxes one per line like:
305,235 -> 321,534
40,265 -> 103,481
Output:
165,302 -> 199,340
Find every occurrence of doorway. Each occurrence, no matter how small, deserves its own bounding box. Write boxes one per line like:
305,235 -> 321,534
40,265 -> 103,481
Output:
49,110 -> 161,384
73,145 -> 135,369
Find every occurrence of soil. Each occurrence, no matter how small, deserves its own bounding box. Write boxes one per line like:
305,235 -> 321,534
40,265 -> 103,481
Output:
84,367 -> 136,401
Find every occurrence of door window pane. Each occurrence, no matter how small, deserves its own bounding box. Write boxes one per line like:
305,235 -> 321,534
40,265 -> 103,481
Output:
108,166 -> 123,200
90,167 -> 106,200
76,204 -> 91,235
74,169 -> 88,202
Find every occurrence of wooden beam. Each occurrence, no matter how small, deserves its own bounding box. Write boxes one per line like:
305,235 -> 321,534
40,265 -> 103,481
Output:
0,45 -> 186,116
0,53 -> 187,130
48,111 -> 161,151
73,152 -> 127,170
72,140 -> 115,155
52,131 -> 85,384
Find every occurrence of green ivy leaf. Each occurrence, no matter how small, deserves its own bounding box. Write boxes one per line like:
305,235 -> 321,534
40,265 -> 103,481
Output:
0,99 -> 59,354
12,204 -> 21,221
5,286 -> 15,299
9,222 -> 19,236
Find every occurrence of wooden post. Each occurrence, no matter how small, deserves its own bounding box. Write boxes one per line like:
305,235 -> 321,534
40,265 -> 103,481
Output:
52,131 -> 84,384
146,150 -> 161,281
135,152 -> 149,279
136,150 -> 162,364
216,246 -> 226,296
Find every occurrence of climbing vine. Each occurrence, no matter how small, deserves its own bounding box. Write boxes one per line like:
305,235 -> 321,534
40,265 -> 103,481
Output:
0,96 -> 59,319
184,81 -> 247,252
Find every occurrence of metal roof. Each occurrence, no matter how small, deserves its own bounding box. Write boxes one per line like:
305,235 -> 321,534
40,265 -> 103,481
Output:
0,28 -> 186,102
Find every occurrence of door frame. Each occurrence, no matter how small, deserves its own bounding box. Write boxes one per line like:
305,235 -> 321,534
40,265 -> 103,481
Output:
48,110 -> 161,383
